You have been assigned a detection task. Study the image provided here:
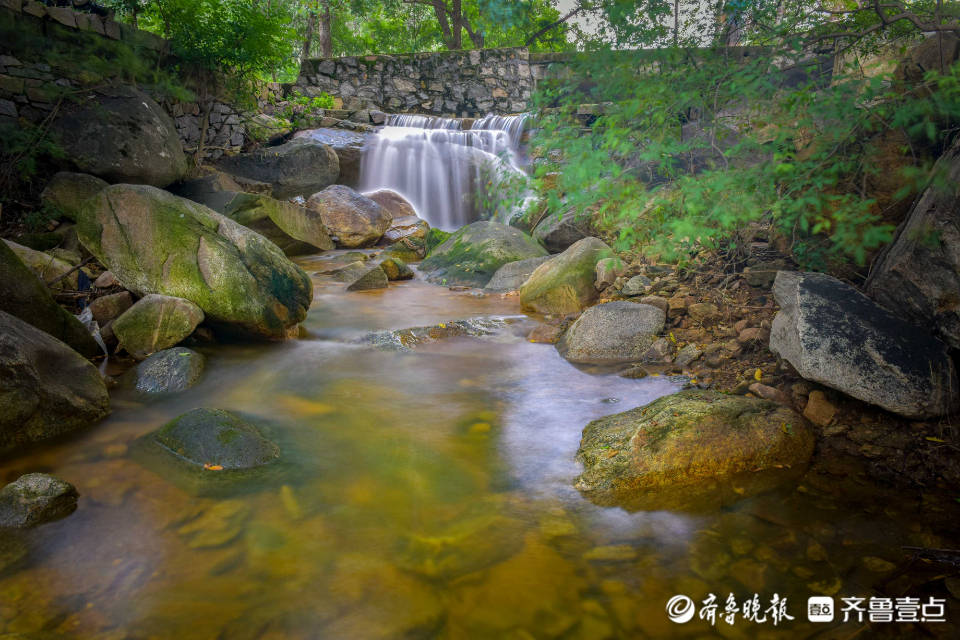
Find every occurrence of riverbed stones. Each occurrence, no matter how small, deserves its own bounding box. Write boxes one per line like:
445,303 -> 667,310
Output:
131,347 -> 205,394
866,135 -> 960,350
0,239 -> 100,358
306,185 -> 392,248
519,237 -> 612,315
621,274 -> 652,296
558,301 -> 666,364
345,264 -> 389,291
150,408 -> 280,470
89,291 -> 133,326
217,138 -> 339,199
0,473 -> 78,528
40,172 -> 108,222
113,294 -> 204,359
484,255 -> 551,292
770,271 -> 960,419
532,207 -> 594,253
377,257 -> 414,281
51,86 -> 187,187
421,221 -> 548,288
575,390 -> 815,510
0,311 -> 110,454
77,184 -> 313,339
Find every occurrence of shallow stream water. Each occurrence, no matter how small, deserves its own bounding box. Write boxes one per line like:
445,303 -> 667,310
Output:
1,252 -> 958,639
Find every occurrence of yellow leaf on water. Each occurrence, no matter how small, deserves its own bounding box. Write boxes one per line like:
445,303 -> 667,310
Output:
203,463 -> 223,471
754,368 -> 763,381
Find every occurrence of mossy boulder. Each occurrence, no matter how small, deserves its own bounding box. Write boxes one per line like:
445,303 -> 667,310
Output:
0,473 -> 78,529
519,237 -> 612,315
40,172 -> 109,222
51,86 -> 187,187
378,257 -> 414,281
420,221 -> 548,288
575,390 -> 815,510
217,138 -> 339,200
2,239 -> 81,290
220,192 -> 334,255
346,265 -> 389,291
0,240 -> 100,358
113,294 -> 204,359
424,228 -> 451,255
558,301 -> 666,364
0,311 -> 110,454
532,207 -> 594,253
150,408 -> 280,470
130,347 -> 205,394
77,184 -> 313,339
306,185 -> 392,248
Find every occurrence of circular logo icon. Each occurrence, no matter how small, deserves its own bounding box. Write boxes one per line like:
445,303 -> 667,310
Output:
666,595 -> 695,624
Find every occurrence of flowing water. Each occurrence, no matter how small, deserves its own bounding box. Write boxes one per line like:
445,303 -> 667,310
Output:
1,253 -> 959,639
358,114 -> 532,231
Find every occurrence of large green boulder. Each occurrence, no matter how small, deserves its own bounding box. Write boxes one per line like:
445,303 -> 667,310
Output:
0,311 -> 110,454
0,240 -> 99,358
575,390 -> 815,510
220,192 -> 334,255
519,237 -> 612,315
306,185 -> 392,248
77,184 -> 313,339
113,294 -> 205,359
420,221 -> 548,288
40,172 -> 109,222
51,86 -> 187,188
150,408 -> 280,470
217,138 -> 339,200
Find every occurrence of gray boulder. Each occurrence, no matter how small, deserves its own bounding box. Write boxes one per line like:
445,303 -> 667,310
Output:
0,311 -> 110,454
866,136 -> 960,350
149,408 -> 280,470
217,138 -> 339,200
294,128 -> 369,187
40,172 -> 108,222
306,185 -> 392,248
51,86 -> 187,187
0,473 -> 78,529
0,240 -> 100,358
558,301 -> 666,364
485,256 -> 552,292
132,347 -> 205,394
532,207 -> 593,253
346,265 -> 389,291
771,271 -> 959,419
420,221 -> 548,288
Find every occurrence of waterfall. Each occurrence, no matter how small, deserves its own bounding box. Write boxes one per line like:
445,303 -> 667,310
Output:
358,113 -> 531,231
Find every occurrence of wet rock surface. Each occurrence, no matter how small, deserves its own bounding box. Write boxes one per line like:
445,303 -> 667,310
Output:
131,347 -> 205,394
519,237 -> 612,315
216,138 -> 340,200
558,301 -> 665,364
0,474 -> 78,529
113,294 -> 204,360
307,185 -> 392,248
147,408 -> 280,471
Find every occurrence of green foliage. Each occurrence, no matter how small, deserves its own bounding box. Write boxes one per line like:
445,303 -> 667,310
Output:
528,1 -> 960,271
271,90 -> 336,129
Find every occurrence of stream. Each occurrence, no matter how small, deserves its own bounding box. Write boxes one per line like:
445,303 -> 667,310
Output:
0,251 -> 957,638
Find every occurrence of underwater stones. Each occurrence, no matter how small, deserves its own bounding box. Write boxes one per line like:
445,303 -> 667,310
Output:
77,184 -> 313,339
51,86 -> 187,187
131,347 -> 205,394
532,206 -> 594,253
558,301 -> 665,365
771,271 -> 960,419
0,311 -> 109,454
217,137 -> 340,199
420,221 -> 548,288
0,239 -> 100,358
40,172 -> 108,222
177,500 -> 251,549
307,185 -> 392,248
0,473 -> 78,529
519,237 -> 612,315
150,408 -> 280,471
575,390 -> 815,510
377,257 -> 414,281
113,294 -> 204,359
362,316 -> 513,351
484,255 -> 552,292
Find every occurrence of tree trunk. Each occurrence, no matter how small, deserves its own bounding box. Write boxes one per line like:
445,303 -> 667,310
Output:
319,0 -> 333,58
302,2 -> 317,61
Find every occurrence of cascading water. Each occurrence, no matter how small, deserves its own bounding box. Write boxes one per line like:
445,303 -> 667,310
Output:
358,113 -> 532,231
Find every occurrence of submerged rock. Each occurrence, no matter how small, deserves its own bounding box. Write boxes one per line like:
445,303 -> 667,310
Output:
51,86 -> 187,187
113,294 -> 204,359
40,172 -> 109,222
575,390 -> 815,510
77,184 -> 313,339
532,207 -> 594,253
307,185 -> 392,248
519,237 -> 612,315
0,240 -> 100,358
132,347 -> 205,394
150,408 -> 280,470
484,255 -> 552,292
558,301 -> 665,364
771,271 -> 959,419
361,316 -> 516,351
0,311 -> 110,454
0,473 -> 78,529
217,138 -> 339,199
346,264 -> 389,291
420,221 -> 548,288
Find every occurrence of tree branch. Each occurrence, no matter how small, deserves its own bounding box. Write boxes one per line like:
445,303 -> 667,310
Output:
525,6 -> 585,47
